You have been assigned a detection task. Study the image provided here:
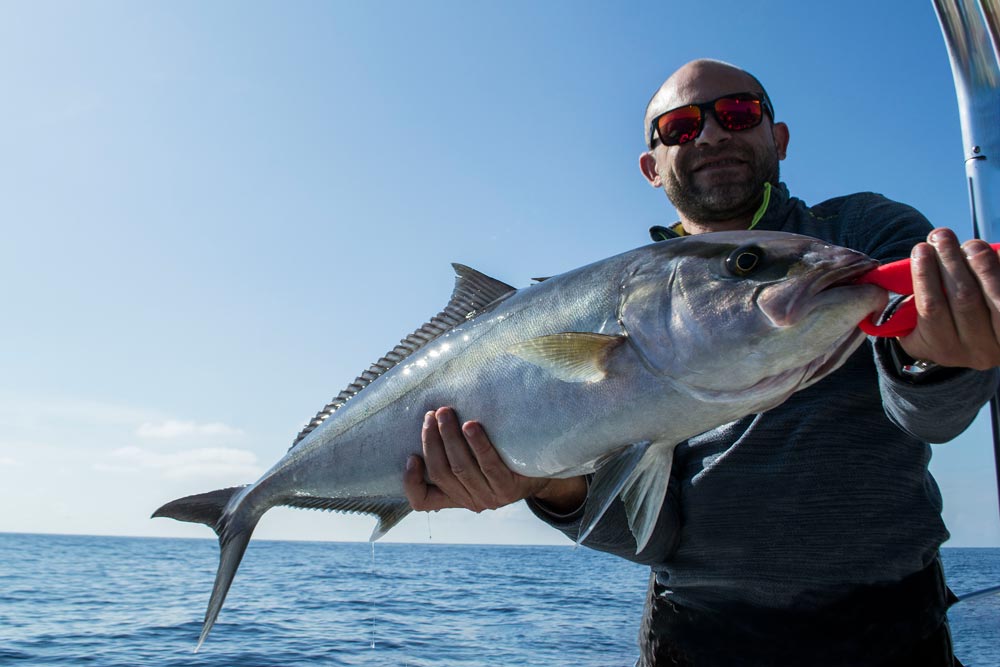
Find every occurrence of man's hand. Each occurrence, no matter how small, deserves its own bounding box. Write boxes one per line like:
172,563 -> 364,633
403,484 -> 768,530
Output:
899,227 -> 1000,370
402,407 -> 587,514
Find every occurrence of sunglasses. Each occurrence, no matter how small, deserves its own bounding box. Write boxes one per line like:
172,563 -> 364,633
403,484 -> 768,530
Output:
648,92 -> 774,148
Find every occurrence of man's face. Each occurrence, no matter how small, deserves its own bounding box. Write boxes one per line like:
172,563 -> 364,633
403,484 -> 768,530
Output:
642,63 -> 788,226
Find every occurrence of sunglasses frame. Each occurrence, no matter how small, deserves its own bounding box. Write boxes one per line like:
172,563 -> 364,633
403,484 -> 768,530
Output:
648,92 -> 775,148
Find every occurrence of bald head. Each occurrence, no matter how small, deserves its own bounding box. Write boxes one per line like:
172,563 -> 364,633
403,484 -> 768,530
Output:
644,60 -> 773,148
638,59 -> 788,232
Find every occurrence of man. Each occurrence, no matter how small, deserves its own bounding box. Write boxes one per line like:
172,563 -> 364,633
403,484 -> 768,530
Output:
403,59 -> 1000,666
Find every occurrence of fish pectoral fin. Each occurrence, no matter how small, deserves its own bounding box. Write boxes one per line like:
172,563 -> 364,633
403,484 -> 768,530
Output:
507,332 -> 626,383
280,496 -> 412,541
621,441 -> 677,554
578,441 -> 652,545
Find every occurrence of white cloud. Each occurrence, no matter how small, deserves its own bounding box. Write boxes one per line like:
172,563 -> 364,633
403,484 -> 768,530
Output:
0,396 -> 244,447
96,446 -> 261,480
0,396 -> 153,431
135,420 -> 244,440
0,457 -> 16,467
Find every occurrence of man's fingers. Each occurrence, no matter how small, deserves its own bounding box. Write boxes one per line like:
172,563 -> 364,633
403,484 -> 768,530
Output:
402,454 -> 439,511
404,459 -> 465,512
435,408 -> 494,510
903,230 -> 1000,369
405,430 -> 481,513
463,421 -> 505,479
911,241 -> 955,340
965,240 -> 1000,325
462,421 -> 530,506
929,229 -> 989,342
409,407 -> 541,513
420,410 -> 479,510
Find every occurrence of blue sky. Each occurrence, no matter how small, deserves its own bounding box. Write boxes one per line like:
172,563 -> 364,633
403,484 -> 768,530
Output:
1,1 -> 998,547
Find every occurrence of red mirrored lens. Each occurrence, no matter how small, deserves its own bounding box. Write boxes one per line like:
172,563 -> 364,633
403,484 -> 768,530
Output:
656,106 -> 702,146
653,95 -> 765,146
714,97 -> 762,131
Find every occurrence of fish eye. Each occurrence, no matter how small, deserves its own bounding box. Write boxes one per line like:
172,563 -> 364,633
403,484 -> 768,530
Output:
725,245 -> 764,277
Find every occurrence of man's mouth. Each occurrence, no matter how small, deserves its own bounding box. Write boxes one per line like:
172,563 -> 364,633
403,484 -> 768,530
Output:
693,158 -> 746,172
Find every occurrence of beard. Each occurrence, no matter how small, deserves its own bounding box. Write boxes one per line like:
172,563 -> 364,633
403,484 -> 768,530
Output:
664,143 -> 780,224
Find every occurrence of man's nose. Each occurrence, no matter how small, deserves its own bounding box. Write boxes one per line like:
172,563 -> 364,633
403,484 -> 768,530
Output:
693,113 -> 731,146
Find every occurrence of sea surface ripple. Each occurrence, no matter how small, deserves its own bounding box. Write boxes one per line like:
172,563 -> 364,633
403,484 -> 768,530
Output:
0,534 -> 997,666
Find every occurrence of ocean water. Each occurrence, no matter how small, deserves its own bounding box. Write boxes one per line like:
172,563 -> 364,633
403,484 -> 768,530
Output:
0,534 -> 997,666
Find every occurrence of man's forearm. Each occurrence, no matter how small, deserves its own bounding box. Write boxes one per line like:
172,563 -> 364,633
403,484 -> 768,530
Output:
531,476 -> 588,515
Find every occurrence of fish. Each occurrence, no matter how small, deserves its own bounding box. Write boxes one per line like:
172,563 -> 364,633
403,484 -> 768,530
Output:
152,230 -> 887,649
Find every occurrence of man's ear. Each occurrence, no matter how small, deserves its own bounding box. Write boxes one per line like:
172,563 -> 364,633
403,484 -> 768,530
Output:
639,152 -> 662,187
773,122 -> 789,161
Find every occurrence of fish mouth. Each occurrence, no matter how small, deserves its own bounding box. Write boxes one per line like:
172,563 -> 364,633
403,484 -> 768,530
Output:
745,255 -> 885,398
811,255 -> 881,295
758,252 -> 883,327
677,253 -> 883,405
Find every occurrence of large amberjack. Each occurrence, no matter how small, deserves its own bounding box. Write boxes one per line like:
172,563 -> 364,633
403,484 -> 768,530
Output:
154,231 -> 886,649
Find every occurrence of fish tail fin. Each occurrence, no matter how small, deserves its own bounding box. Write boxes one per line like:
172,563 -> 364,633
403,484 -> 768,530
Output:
151,485 -> 263,651
151,486 -> 248,533
196,507 -> 262,652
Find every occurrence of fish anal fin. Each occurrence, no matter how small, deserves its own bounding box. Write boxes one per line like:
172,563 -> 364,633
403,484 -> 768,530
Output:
280,496 -> 412,541
368,501 -> 412,541
508,332 -> 625,383
578,441 -> 652,545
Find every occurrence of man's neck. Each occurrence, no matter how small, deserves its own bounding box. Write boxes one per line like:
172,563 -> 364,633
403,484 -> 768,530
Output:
678,182 -> 775,236
679,216 -> 753,236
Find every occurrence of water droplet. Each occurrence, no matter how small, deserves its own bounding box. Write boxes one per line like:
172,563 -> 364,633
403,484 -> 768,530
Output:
370,541 -> 376,649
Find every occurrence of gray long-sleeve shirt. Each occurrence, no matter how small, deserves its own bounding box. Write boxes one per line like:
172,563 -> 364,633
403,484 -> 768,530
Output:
528,183 -> 999,611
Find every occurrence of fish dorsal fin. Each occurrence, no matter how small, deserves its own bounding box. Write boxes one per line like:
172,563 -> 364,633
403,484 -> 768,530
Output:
289,264 -> 517,449
450,262 -> 519,307
508,333 -> 625,383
